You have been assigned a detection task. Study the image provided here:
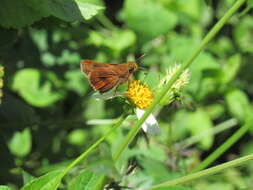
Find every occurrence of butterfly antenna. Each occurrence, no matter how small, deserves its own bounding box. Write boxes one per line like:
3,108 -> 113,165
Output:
136,53 -> 147,62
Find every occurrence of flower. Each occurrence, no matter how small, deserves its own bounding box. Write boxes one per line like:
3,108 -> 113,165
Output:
159,64 -> 190,89
126,80 -> 153,109
136,108 -> 161,135
126,80 -> 160,135
158,64 -> 190,105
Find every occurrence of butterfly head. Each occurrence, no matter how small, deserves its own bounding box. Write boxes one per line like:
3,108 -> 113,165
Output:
127,61 -> 138,74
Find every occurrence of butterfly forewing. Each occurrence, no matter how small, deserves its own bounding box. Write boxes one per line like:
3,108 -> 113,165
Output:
80,59 -> 137,93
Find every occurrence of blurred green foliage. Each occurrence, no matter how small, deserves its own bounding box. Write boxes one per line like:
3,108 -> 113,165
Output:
0,0 -> 253,190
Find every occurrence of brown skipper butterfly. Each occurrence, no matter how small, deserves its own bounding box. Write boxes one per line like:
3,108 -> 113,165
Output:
80,59 -> 138,93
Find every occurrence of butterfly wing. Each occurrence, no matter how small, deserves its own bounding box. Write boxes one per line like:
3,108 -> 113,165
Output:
89,68 -> 120,93
80,59 -> 113,76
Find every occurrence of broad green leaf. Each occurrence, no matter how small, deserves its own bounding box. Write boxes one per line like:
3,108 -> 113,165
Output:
0,186 -> 11,190
69,169 -> 103,190
233,16 -> 253,53
139,157 -> 180,183
248,0 -> 253,8
170,110 -> 189,141
0,0 -> 49,28
89,144 -> 121,180
30,29 -> 48,52
75,0 -> 104,20
84,98 -> 105,120
87,30 -> 136,58
65,69 -> 88,96
12,69 -> 64,107
8,128 -> 32,157
225,89 -> 252,123
56,50 -> 81,65
205,104 -> 225,120
68,129 -> 87,146
20,170 -> 62,190
221,54 -> 241,84
178,0 -> 204,20
188,108 -> 213,149
48,0 -> 104,22
123,0 -> 177,42
208,37 -> 234,58
22,170 -> 35,185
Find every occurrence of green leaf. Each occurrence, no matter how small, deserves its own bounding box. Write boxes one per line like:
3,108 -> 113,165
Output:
225,89 -> 252,123
89,144 -> 121,180
75,0 -> 104,20
188,108 -> 214,149
48,0 -> 104,22
84,98 -> 105,120
0,186 -> 11,190
233,16 -> 253,53
0,0 -> 103,28
87,30 -> 136,58
221,54 -> 241,84
67,129 -> 87,146
69,169 -> 103,190
22,170 -> 35,185
205,104 -> 225,120
8,128 -> 32,157
65,69 -> 88,95
12,69 -> 64,107
123,0 -> 177,42
0,0 -> 50,28
139,157 -> 180,183
248,0 -> 253,8
20,170 -> 62,190
178,0 -> 204,20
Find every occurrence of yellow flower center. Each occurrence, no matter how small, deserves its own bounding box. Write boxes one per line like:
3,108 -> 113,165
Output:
126,80 -> 153,109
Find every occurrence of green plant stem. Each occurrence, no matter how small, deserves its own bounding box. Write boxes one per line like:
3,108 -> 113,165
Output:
58,115 -> 126,180
97,14 -> 117,30
177,118 -> 238,149
146,153 -> 253,189
192,117 -> 252,172
112,0 -> 246,163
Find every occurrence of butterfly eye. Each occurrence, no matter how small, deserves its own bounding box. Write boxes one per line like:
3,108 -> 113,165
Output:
129,67 -> 134,73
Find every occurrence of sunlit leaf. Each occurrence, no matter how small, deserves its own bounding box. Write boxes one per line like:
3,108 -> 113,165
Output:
8,128 -> 32,157
0,186 -> 11,190
188,108 -> 213,149
12,69 -> 64,107
233,16 -> 253,53
123,0 -> 177,42
20,170 -> 62,190
221,54 -> 241,84
225,88 -> 252,123
69,169 -> 103,190
0,0 -> 49,28
67,129 -> 87,146
48,0 -> 104,21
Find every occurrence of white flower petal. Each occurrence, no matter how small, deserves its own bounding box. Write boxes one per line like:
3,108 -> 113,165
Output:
136,108 -> 161,135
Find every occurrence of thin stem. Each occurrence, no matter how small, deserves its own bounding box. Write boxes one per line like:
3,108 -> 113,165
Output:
191,117 -> 252,172
146,153 -> 253,189
112,0 -> 246,162
58,115 -> 126,179
97,14 -> 117,30
176,118 -> 238,149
